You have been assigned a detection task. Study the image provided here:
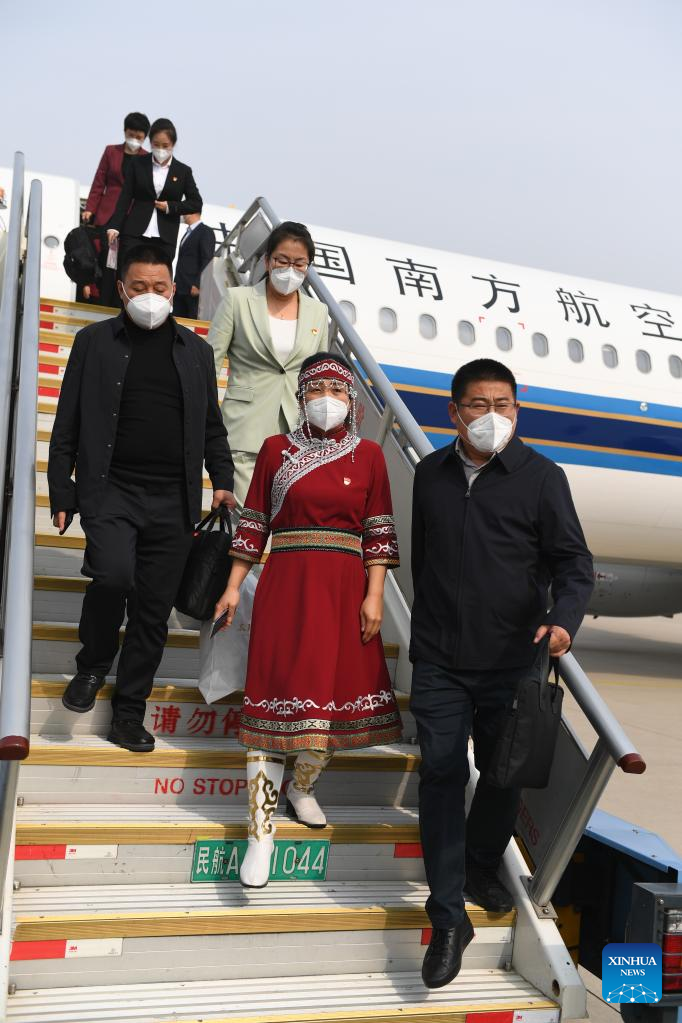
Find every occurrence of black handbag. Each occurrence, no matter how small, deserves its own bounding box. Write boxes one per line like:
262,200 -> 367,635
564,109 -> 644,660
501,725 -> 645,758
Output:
175,508 -> 233,621
485,638 -> 563,790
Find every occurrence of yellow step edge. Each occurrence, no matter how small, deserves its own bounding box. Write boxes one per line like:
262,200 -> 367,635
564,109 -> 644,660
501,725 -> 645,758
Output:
34,574 -> 87,590
40,313 -> 99,328
124,1001 -> 557,1023
24,745 -> 419,771
35,531 -> 85,550
40,295 -> 210,325
31,622 -> 400,660
13,903 -> 513,942
30,679 -> 410,710
41,297 -> 120,315
15,819 -> 420,846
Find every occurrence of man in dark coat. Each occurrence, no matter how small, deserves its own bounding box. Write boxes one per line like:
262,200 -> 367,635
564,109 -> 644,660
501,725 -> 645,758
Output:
411,358 -> 594,989
173,213 -> 216,319
48,245 -> 235,753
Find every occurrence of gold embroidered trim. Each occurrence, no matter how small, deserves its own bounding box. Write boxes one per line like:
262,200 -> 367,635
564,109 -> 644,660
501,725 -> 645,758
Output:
271,528 -> 362,557
239,722 -> 403,753
239,710 -> 401,734
292,749 -> 334,794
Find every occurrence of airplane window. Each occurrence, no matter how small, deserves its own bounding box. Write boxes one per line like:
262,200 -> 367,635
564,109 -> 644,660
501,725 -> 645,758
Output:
532,332 -> 549,357
635,349 -> 651,374
419,314 -> 437,340
379,307 -> 397,333
496,326 -> 512,351
458,320 -> 475,346
602,344 -> 618,369
568,338 -> 584,363
339,300 -> 356,325
670,354 -> 682,379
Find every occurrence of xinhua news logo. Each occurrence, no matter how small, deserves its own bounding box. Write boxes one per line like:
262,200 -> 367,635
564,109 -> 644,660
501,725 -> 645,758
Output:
602,943 -> 662,1004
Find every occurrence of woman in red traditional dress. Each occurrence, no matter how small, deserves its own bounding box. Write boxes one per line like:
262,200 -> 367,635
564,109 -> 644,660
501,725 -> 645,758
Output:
214,353 -> 402,887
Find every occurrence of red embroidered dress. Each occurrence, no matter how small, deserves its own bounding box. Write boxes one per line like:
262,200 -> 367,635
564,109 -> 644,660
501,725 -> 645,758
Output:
231,425 -> 403,752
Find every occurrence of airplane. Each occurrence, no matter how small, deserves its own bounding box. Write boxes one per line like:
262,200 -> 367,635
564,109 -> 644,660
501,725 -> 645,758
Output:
1,165 -> 681,618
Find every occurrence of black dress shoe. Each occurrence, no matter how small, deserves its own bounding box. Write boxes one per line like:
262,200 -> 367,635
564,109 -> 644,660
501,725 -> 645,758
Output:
108,719 -> 155,753
422,916 -> 475,988
465,864 -> 514,913
62,673 -> 105,713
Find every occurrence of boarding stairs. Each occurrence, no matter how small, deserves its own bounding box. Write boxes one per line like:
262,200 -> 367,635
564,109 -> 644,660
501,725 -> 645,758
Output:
0,160 -> 647,1022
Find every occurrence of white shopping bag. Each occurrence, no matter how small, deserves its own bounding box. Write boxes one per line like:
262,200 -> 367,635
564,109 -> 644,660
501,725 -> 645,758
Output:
198,571 -> 258,704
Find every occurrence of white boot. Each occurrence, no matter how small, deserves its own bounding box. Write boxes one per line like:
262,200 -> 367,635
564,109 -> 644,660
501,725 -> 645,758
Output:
240,750 -> 285,888
286,749 -> 333,828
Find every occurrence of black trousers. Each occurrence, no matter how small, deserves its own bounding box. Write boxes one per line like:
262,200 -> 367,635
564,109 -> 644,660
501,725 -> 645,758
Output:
77,478 -> 193,721
173,294 -> 199,320
410,659 -> 527,928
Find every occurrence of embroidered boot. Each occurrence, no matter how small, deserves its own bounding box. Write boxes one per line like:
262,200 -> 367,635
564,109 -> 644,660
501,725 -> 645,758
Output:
286,749 -> 333,828
240,750 -> 286,888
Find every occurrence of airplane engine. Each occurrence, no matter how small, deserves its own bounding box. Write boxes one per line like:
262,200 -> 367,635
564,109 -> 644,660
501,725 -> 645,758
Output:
588,561 -> 682,617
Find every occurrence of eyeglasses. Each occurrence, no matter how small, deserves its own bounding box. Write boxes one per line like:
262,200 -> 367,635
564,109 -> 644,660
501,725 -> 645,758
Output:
271,254 -> 310,272
305,379 -> 349,396
458,400 -> 516,414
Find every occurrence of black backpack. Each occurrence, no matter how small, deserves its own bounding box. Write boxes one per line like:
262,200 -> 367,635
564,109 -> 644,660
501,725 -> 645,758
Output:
63,226 -> 101,286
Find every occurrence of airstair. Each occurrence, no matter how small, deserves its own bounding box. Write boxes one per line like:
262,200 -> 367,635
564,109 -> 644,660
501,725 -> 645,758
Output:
0,156 -> 649,1022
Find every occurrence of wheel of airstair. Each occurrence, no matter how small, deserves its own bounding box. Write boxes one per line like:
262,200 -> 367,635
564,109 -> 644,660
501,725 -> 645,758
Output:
5,298 -> 571,1023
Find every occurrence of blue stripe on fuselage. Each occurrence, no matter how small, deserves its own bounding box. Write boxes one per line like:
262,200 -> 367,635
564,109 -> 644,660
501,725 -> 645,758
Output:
374,362 -> 682,476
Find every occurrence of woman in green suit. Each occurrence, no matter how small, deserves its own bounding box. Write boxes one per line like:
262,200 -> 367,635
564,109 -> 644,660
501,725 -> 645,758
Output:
208,222 -> 329,508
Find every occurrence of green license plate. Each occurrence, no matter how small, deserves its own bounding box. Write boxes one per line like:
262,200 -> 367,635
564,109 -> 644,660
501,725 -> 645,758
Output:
191,838 -> 329,883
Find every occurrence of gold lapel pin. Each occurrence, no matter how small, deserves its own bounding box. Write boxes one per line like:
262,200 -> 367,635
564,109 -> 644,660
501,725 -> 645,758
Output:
172,176 -> 178,182
312,328 -> 319,335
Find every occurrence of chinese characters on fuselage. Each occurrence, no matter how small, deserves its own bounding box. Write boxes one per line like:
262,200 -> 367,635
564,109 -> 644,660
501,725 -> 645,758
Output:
310,239 -> 681,342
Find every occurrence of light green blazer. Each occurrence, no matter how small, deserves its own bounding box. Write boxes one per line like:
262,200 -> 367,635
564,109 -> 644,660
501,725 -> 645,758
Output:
208,280 -> 329,453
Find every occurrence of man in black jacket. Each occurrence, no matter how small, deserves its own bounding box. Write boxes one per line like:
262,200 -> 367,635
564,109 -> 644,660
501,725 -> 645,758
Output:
48,245 -> 235,753
411,358 -> 593,989
173,213 -> 216,319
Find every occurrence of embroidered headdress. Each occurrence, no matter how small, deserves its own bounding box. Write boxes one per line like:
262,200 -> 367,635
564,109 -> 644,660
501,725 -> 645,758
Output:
270,354 -> 360,518
296,353 -> 359,446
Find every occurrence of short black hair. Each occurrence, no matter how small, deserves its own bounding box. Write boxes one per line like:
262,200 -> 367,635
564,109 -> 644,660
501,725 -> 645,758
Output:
266,221 -> 315,264
120,244 -> 173,281
124,112 -> 150,135
149,118 -> 177,145
451,358 -> 517,404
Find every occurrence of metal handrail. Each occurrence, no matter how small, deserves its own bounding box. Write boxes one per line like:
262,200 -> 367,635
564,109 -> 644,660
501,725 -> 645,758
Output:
219,196 -> 646,908
0,179 -> 41,759
0,167 -> 41,928
0,153 -> 25,580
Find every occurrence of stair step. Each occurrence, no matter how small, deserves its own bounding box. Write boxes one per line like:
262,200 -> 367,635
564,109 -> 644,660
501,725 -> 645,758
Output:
30,621 -> 399,679
7,968 -> 556,1022
29,677 -> 415,740
10,881 -> 515,989
20,735 -> 419,806
14,804 -> 423,887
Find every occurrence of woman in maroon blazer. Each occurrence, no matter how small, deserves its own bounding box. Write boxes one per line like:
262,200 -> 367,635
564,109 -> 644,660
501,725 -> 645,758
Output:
82,112 -> 150,305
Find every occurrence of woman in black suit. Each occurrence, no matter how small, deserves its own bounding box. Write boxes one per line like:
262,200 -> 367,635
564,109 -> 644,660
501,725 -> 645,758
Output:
108,117 -> 202,269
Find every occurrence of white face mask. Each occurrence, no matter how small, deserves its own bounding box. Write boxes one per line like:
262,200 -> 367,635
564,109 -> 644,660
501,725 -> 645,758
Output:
270,265 -> 306,296
306,396 -> 348,432
459,410 -> 515,454
121,286 -> 172,330
124,136 -> 143,152
152,146 -> 172,164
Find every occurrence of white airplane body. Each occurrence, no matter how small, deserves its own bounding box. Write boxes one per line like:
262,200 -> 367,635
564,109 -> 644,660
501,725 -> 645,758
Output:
2,167 -> 681,616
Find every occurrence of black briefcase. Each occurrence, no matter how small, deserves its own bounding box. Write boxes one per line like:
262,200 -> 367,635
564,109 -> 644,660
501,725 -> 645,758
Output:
175,508 -> 233,621
485,638 -> 563,790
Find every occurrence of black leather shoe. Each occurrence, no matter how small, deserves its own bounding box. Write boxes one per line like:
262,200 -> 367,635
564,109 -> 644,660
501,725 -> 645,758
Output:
465,865 -> 514,913
108,719 -> 155,753
62,673 -> 105,713
421,917 -> 474,988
